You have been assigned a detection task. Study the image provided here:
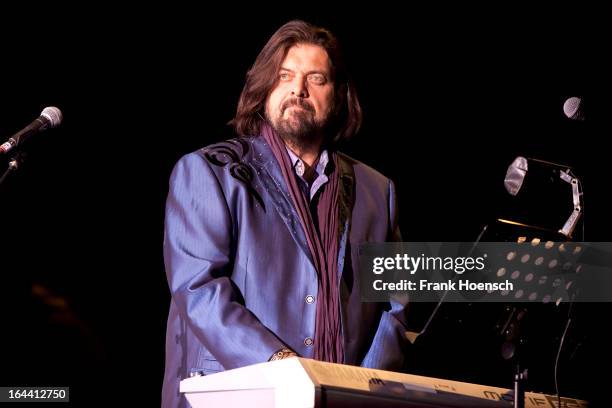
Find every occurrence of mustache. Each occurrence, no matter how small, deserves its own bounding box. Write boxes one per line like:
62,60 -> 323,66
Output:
281,98 -> 315,114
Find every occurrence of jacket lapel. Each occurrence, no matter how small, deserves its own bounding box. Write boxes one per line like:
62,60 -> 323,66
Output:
250,136 -> 314,266
336,152 -> 356,284
336,153 -> 356,361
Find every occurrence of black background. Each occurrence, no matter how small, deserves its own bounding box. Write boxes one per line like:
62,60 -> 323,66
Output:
1,4 -> 610,407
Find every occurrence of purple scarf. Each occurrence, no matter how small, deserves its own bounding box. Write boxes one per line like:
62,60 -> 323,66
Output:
261,123 -> 344,364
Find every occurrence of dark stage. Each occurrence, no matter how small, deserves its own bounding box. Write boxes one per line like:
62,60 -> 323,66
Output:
1,5 -> 610,407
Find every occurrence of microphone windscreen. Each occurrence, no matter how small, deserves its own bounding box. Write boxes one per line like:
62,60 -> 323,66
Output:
563,97 -> 585,121
41,107 -> 63,128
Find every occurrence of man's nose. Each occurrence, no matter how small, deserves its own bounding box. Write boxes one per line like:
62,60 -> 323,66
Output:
291,77 -> 308,98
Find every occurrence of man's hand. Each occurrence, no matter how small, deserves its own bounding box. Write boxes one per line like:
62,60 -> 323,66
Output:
269,348 -> 298,361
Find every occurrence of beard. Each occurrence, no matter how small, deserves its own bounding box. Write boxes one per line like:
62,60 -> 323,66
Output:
266,98 -> 329,150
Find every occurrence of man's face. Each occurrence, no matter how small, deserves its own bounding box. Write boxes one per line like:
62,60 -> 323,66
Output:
265,43 -> 335,145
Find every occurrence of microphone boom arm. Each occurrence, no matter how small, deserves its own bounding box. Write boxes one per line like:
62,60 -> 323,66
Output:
558,168 -> 583,238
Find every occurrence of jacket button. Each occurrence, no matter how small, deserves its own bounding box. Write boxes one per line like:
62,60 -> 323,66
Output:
305,295 -> 315,304
304,337 -> 313,346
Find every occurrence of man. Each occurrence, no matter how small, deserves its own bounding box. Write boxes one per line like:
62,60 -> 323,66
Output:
162,20 -> 408,407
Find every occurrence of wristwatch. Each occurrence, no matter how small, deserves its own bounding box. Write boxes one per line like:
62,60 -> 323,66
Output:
269,348 -> 297,361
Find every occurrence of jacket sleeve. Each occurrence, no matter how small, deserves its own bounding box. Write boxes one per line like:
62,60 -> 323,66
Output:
164,152 -> 286,370
361,179 -> 409,371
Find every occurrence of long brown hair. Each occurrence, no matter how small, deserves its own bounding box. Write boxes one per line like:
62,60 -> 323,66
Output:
230,20 -> 362,144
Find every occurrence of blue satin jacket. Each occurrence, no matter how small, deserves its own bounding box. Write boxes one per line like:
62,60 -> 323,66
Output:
162,136 -> 408,407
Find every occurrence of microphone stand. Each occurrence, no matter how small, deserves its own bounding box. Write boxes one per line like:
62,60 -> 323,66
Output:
0,152 -> 26,188
404,226 -> 489,343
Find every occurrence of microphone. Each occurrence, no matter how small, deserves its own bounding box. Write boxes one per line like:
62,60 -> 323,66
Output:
504,156 -> 575,196
563,96 -> 585,121
503,156 -> 583,238
0,107 -> 63,155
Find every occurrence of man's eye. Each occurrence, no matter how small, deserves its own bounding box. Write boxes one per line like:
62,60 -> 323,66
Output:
308,74 -> 326,85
